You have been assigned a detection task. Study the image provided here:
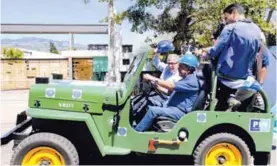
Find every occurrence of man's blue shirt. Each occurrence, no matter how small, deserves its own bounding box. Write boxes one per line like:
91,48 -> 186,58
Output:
208,19 -> 262,79
262,47 -> 270,68
166,73 -> 200,113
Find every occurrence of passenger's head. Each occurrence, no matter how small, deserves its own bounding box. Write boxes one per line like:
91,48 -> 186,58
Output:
223,3 -> 245,24
156,40 -> 175,55
167,54 -> 179,72
178,53 -> 199,77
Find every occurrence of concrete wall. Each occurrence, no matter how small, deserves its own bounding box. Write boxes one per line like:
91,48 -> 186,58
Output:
1,59 -> 68,90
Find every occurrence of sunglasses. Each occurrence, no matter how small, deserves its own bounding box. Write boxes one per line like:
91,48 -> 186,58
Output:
168,62 -> 177,65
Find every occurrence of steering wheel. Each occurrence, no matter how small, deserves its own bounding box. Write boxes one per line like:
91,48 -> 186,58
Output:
148,80 -> 167,99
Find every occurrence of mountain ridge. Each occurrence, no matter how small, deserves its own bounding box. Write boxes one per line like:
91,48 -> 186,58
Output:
1,37 -> 87,52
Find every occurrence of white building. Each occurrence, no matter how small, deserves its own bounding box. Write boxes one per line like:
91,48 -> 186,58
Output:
19,48 -> 67,59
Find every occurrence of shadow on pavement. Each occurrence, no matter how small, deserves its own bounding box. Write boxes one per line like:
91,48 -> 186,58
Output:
81,153 -> 194,165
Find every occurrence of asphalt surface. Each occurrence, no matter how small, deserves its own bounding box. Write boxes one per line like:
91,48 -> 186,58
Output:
0,90 -> 276,165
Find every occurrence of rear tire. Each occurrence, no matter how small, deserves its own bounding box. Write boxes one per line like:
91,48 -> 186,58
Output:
193,133 -> 251,165
10,132 -> 79,165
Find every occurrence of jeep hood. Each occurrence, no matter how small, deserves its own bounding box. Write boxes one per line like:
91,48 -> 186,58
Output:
28,80 -> 122,114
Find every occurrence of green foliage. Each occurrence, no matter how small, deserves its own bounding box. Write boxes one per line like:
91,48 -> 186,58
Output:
2,47 -> 8,55
14,49 -> 24,59
194,0 -> 276,46
2,47 -> 24,59
49,42 -> 59,54
97,0 -> 276,48
6,48 -> 14,58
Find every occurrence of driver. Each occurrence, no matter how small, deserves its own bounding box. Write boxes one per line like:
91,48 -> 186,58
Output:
135,53 -> 200,132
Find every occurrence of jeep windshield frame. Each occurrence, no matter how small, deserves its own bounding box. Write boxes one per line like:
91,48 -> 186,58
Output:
122,47 -> 149,97
123,53 -> 144,85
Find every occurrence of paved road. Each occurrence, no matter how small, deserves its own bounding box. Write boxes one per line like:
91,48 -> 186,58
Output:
1,90 -> 29,165
0,90 -> 276,165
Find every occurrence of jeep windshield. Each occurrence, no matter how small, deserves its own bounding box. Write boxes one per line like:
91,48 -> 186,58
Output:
122,47 -> 150,92
123,52 -> 144,84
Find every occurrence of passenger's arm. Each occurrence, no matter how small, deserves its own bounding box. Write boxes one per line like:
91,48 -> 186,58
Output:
259,48 -> 270,85
152,54 -> 167,72
204,25 -> 234,58
259,67 -> 267,85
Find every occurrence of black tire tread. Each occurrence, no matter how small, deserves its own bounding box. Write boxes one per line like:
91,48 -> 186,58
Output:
193,132 -> 252,166
10,132 -> 79,165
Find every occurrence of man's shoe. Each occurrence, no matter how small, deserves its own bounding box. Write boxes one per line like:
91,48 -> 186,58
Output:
226,97 -> 241,112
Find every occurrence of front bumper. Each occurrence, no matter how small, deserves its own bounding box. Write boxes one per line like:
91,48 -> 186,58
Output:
1,111 -> 32,145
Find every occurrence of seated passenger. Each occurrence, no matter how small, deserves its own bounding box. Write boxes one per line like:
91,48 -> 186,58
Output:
149,41 -> 182,106
153,40 -> 181,82
135,53 -> 200,132
149,53 -> 182,106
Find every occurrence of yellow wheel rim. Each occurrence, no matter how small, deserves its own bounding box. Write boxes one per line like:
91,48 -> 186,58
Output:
205,143 -> 242,166
22,147 -> 65,166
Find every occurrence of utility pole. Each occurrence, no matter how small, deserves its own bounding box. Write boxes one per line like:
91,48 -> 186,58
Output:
114,7 -> 122,84
69,33 -> 74,50
68,33 -> 74,80
107,0 -> 116,82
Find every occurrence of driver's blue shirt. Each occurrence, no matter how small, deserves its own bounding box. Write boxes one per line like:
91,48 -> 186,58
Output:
166,73 -> 200,113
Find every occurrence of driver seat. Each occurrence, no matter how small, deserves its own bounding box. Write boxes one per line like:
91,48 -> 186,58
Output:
153,66 -> 209,132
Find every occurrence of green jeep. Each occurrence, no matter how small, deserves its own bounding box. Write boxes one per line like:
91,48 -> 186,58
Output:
1,47 -> 274,165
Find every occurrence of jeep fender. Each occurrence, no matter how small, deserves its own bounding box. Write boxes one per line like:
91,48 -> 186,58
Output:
26,108 -> 106,156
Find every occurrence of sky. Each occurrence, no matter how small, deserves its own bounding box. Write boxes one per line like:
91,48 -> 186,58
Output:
1,0 -> 276,51
0,0 -> 159,51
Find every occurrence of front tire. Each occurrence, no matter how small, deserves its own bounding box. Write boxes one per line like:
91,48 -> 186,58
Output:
10,132 -> 79,165
193,133 -> 251,165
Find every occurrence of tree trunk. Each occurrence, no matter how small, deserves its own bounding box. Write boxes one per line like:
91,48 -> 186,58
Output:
172,7 -> 190,55
266,9 -> 274,23
107,0 -> 116,82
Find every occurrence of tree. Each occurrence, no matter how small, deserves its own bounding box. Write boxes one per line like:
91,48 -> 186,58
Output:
2,47 -> 8,55
102,0 -> 276,50
192,0 -> 276,46
49,42 -> 59,54
120,0 -> 197,53
13,48 -> 24,59
2,47 -> 23,59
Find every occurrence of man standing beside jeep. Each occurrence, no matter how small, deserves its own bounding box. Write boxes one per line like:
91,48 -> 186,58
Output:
200,3 -> 265,110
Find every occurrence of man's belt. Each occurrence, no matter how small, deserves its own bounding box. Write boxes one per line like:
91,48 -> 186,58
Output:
218,72 -> 246,82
